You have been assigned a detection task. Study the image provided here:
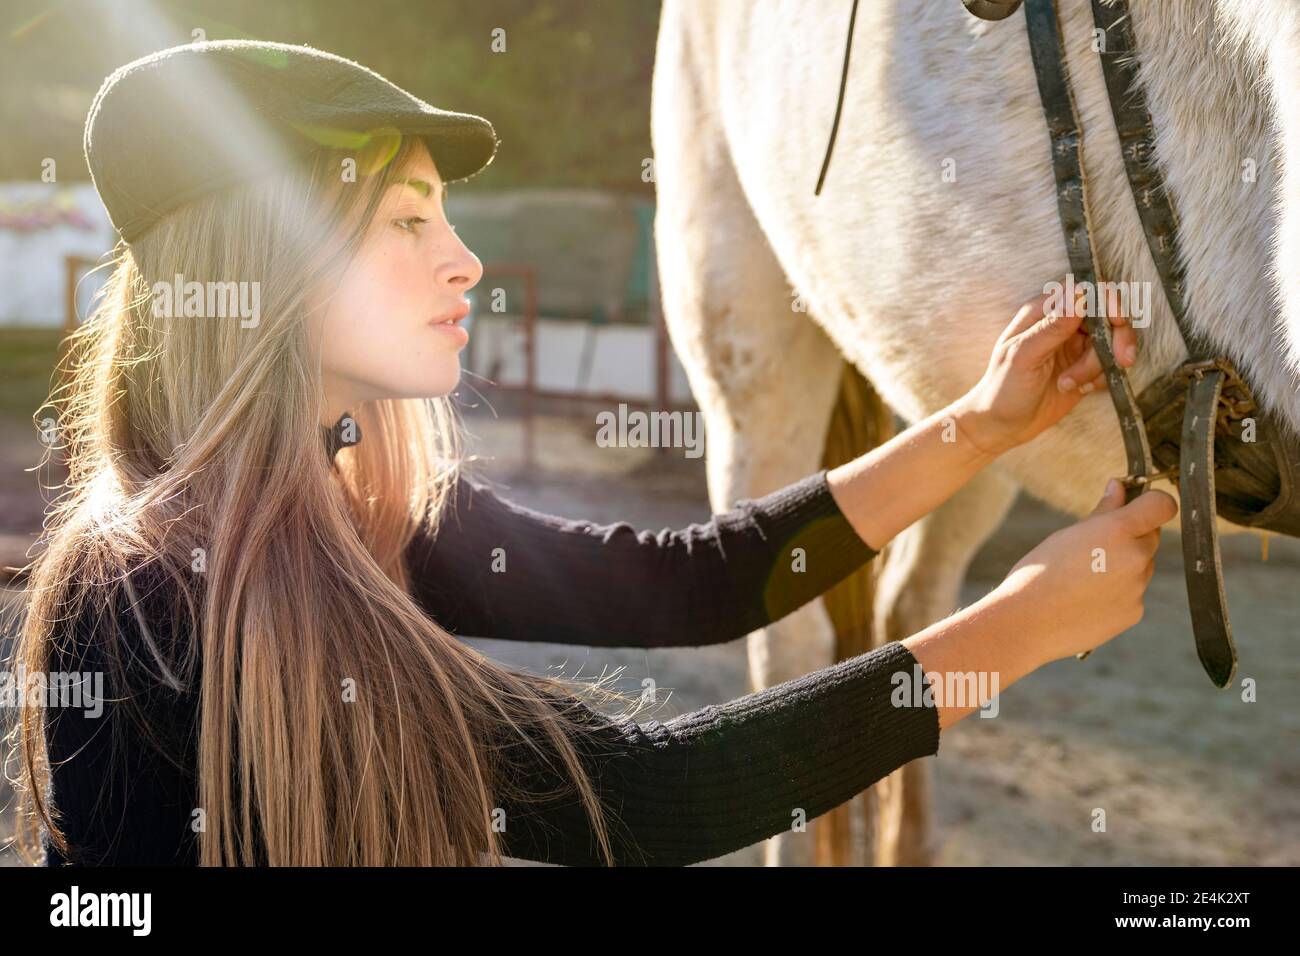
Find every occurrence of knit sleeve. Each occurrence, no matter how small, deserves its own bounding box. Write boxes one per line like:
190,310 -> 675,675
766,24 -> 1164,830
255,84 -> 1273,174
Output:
495,640 -> 939,866
404,468 -> 878,648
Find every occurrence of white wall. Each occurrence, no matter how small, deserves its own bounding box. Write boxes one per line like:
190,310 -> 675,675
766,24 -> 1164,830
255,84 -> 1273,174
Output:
0,183 -> 116,327
462,312 -> 694,406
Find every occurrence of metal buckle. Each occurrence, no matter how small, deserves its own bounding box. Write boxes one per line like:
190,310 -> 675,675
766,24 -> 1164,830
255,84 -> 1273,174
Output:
1119,469 -> 1179,491
1178,357 -> 1257,423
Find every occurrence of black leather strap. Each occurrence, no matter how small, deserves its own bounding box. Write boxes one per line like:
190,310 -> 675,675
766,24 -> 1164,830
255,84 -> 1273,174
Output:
1181,367 -> 1239,686
1022,0 -> 1243,685
1090,0 -> 1212,362
1088,0 -> 1241,685
1022,0 -> 1154,498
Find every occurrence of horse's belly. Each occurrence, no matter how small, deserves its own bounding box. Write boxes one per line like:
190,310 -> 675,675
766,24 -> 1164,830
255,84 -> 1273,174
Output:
716,0 -> 1165,519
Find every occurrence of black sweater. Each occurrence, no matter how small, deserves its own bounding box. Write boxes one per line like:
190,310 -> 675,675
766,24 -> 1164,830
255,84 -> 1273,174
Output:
40,427 -> 940,866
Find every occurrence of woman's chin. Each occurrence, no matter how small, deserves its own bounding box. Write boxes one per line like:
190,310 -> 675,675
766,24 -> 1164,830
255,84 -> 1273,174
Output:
412,365 -> 462,400
353,363 -> 462,404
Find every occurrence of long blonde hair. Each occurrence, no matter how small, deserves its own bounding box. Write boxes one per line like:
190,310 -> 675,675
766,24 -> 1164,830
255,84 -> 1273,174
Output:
7,135 -> 622,865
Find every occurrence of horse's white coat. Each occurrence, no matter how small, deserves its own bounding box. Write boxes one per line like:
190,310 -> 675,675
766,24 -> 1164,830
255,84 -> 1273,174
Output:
651,0 -> 1298,865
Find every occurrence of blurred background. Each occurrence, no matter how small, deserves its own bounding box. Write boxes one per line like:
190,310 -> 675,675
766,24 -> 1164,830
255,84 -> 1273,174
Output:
0,0 -> 689,441
1,0 -> 1296,867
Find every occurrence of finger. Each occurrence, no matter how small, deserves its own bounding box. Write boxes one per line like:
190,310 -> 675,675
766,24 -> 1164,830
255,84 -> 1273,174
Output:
1017,301 -> 1087,367
1090,478 -> 1127,516
1057,347 -> 1103,392
1135,527 -> 1161,558
1111,316 -> 1139,367
1001,291 -> 1054,342
1115,488 -> 1179,536
1112,329 -> 1139,367
1064,326 -> 1089,359
1097,286 -> 1139,367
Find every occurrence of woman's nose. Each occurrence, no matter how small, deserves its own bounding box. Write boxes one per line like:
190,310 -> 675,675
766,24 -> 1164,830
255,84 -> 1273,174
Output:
439,229 -> 483,291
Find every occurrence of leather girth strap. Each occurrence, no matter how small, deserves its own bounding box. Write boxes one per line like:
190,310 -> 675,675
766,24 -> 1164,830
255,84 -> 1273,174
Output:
1091,0 -> 1239,686
1181,367 -> 1239,686
1089,0 -> 1200,352
1022,0 -> 1237,686
1022,0 -> 1154,493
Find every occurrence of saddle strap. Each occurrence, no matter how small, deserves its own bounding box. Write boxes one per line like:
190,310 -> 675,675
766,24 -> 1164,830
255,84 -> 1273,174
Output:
1022,0 -> 1154,497
1181,368 -> 1239,687
1089,0 -> 1211,361
1024,0 -> 1238,686
1090,0 -> 1241,685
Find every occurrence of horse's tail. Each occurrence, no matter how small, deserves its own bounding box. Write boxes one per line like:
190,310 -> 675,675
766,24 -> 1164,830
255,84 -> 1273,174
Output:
814,360 -> 897,866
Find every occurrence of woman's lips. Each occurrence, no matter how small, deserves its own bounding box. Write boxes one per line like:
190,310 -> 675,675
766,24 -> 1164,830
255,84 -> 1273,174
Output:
430,303 -> 470,346
431,302 -> 471,325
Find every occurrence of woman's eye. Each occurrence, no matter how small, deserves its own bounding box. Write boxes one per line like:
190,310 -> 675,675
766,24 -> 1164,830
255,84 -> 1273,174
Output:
393,216 -> 429,234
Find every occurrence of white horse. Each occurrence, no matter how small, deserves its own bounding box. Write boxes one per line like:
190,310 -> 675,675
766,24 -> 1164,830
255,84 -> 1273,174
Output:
650,0 -> 1300,865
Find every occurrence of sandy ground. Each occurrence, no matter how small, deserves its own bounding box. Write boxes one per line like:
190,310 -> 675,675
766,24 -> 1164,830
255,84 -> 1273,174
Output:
2,410 -> 1296,866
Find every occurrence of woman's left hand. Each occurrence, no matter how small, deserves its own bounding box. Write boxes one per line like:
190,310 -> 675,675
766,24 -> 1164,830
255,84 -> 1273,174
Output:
956,284 -> 1139,456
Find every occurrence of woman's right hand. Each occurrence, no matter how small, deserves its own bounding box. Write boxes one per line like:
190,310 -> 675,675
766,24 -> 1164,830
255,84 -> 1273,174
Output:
993,478 -> 1178,666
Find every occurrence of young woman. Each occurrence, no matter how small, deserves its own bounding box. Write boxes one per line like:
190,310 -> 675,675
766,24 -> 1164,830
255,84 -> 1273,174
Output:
7,41 -> 1175,867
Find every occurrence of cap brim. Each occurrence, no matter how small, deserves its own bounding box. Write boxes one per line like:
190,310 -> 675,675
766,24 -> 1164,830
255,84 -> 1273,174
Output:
406,117 -> 499,183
